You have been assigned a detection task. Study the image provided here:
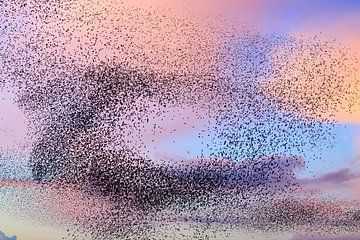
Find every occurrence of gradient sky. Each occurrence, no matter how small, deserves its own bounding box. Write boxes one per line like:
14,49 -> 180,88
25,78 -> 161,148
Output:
1,1 -> 360,239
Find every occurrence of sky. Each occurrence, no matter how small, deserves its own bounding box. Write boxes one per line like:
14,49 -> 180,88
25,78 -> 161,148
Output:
1,0 -> 360,239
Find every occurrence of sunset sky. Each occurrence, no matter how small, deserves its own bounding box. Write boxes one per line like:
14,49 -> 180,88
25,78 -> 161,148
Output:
1,1 -> 360,239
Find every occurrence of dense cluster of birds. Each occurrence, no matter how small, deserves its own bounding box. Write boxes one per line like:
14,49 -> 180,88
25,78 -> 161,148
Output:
1,1 -> 360,239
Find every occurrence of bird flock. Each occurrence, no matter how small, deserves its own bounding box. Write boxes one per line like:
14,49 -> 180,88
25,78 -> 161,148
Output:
1,1 -> 360,239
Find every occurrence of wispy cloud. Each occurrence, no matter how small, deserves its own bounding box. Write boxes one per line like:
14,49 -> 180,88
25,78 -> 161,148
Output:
300,168 -> 360,187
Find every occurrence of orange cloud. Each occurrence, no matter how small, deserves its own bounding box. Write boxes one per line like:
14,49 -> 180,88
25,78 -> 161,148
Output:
280,11 -> 360,124
303,13 -> 360,124
259,32 -> 360,123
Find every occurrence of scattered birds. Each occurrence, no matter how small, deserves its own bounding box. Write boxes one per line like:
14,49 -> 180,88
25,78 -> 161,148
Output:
0,1 -> 360,239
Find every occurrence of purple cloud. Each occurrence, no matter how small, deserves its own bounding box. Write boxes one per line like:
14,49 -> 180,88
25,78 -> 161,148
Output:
300,168 -> 360,187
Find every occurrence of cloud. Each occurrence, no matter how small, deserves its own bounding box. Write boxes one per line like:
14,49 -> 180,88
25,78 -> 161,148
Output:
284,11 -> 360,124
297,168 -> 360,202
259,35 -> 360,124
0,230 -> 16,240
300,168 -> 360,187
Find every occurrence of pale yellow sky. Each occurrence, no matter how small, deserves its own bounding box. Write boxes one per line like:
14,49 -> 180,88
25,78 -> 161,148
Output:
0,214 -> 66,240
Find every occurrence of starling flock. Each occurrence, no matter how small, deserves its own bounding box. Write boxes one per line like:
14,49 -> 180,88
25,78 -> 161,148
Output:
0,1 -> 360,239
